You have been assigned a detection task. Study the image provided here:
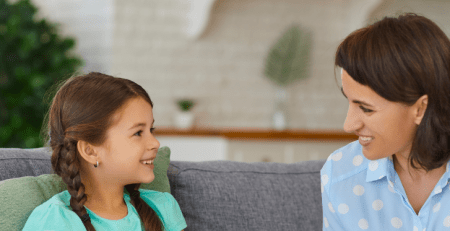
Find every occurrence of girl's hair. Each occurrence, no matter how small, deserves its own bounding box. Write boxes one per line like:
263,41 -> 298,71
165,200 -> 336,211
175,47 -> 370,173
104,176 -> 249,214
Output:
335,13 -> 450,172
42,72 -> 164,231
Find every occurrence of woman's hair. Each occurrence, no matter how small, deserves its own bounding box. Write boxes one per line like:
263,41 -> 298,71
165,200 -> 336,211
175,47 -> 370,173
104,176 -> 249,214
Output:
42,72 -> 164,231
335,12 -> 450,172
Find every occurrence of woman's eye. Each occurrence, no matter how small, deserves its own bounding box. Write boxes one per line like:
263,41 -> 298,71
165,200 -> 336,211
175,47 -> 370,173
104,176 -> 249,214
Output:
150,127 -> 155,133
360,106 -> 373,113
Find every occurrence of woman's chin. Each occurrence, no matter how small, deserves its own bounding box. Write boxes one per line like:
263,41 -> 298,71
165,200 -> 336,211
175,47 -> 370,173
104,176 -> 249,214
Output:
362,149 -> 380,161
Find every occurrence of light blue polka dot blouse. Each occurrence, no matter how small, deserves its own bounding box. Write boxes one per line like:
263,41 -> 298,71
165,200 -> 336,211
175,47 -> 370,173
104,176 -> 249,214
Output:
321,140 -> 450,230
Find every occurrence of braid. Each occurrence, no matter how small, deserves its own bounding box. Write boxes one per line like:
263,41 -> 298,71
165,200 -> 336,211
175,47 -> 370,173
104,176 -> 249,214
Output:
125,184 -> 165,231
58,137 -> 96,231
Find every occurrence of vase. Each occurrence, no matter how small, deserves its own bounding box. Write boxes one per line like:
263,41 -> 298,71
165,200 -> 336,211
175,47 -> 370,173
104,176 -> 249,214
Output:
174,111 -> 195,129
273,87 -> 287,130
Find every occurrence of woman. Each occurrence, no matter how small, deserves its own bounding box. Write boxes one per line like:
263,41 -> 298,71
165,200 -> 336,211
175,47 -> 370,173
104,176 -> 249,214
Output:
22,72 -> 187,231
321,13 -> 450,230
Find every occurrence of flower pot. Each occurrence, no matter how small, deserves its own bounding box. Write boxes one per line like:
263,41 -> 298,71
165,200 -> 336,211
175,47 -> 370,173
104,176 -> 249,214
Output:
174,111 -> 195,129
272,87 -> 288,130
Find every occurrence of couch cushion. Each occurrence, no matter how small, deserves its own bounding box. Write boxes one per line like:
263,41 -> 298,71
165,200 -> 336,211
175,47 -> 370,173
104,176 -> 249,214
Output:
0,146 -> 172,231
0,147 -> 53,180
168,159 -> 326,230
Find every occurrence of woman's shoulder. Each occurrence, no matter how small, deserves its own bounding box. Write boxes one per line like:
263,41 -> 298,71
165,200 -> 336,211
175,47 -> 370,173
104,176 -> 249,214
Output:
321,141 -> 369,183
22,190 -> 84,230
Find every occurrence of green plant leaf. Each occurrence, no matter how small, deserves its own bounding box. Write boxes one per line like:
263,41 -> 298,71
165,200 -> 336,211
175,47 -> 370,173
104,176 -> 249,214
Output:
1,0 -> 83,148
177,100 -> 195,111
264,24 -> 312,87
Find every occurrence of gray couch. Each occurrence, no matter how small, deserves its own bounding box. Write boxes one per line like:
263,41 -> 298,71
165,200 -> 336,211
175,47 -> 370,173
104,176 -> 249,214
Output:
0,147 -> 325,230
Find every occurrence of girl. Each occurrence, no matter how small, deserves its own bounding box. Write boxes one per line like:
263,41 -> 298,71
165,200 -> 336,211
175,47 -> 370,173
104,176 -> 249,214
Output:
22,72 -> 187,231
321,13 -> 450,230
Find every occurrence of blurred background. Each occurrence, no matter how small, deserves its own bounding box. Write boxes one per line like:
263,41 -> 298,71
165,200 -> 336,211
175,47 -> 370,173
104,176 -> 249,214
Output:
2,0 -> 449,162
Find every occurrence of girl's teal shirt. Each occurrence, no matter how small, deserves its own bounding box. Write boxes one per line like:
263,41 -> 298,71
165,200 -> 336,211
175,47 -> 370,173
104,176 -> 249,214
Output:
22,189 -> 187,231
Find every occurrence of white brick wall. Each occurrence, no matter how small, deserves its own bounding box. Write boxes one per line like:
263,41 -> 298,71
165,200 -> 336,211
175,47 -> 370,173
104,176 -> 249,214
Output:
31,0 -> 450,130
111,0 -> 385,129
31,0 -> 114,73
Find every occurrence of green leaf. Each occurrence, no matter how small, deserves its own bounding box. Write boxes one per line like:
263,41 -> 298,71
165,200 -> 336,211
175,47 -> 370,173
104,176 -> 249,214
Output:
1,0 -> 83,148
264,25 -> 312,87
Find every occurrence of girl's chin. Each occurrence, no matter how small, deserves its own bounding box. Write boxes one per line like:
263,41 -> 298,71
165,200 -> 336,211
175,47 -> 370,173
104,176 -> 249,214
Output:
140,175 -> 155,184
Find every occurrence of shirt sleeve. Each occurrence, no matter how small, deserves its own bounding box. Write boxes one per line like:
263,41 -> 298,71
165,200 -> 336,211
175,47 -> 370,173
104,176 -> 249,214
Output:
159,192 -> 187,231
321,158 -> 346,231
322,184 -> 346,231
22,203 -> 86,231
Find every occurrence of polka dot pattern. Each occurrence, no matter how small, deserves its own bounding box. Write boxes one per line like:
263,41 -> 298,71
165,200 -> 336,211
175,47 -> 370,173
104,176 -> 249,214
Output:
324,217 -> 329,228
435,187 -> 442,194
391,217 -> 402,229
358,219 -> 369,229
353,185 -> 365,196
332,152 -> 343,161
320,141 -> 450,230
372,200 -> 383,211
369,161 -> 378,171
433,202 -> 441,213
444,216 -> 450,227
338,204 -> 349,214
322,175 -> 329,186
328,202 -> 335,213
353,155 -> 363,166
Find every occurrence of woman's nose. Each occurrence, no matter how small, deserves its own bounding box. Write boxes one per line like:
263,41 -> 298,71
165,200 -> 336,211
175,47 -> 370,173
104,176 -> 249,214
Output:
343,106 -> 363,133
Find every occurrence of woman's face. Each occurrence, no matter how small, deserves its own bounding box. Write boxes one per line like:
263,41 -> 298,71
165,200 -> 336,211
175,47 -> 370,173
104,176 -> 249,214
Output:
341,69 -> 419,160
96,97 -> 160,184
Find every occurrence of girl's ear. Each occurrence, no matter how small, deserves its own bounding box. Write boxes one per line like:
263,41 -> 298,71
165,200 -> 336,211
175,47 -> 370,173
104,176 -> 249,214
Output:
77,140 -> 98,166
413,95 -> 428,125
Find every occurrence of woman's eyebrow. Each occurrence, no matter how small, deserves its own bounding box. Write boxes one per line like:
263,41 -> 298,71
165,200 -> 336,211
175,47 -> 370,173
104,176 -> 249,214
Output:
341,87 -> 373,107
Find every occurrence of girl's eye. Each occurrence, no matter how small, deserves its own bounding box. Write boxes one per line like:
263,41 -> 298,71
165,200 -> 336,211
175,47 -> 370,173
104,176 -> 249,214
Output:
360,106 -> 373,113
135,127 -> 156,136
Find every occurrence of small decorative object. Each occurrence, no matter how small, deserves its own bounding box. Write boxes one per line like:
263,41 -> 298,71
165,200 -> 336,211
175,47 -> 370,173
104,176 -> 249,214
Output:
264,24 -> 312,130
174,99 -> 196,129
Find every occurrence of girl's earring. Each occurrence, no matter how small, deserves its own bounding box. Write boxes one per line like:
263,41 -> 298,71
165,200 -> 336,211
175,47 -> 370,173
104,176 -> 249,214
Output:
94,161 -> 99,168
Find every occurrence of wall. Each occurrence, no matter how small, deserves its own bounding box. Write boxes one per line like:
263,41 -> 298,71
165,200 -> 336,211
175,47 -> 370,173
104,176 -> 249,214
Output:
31,0 -> 114,74
112,0 -> 381,129
29,0 -> 450,161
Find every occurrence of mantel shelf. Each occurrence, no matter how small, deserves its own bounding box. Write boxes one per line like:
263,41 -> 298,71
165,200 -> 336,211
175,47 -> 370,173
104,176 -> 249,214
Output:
154,127 -> 358,141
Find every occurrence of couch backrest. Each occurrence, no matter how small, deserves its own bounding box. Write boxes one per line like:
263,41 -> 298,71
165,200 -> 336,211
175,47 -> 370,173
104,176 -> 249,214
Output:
0,147 -> 326,230
168,159 -> 326,230
0,147 -> 53,182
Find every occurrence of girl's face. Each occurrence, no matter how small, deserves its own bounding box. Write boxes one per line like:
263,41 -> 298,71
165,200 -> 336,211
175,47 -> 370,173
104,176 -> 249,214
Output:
341,69 -> 420,160
97,97 -> 160,184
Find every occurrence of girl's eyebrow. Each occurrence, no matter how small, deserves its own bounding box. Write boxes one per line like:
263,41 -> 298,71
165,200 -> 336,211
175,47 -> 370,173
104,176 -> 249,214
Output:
128,119 -> 155,130
341,87 -> 373,107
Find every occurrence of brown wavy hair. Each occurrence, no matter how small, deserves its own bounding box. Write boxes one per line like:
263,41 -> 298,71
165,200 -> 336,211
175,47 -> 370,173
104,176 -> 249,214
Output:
41,72 -> 164,230
335,13 -> 450,171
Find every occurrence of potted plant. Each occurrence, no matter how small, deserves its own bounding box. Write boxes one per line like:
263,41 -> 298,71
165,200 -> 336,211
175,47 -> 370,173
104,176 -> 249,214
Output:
264,24 -> 312,130
174,99 -> 195,129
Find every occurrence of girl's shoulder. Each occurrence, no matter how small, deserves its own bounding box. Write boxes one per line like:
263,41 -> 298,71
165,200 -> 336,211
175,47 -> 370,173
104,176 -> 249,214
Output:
136,189 -> 187,231
135,189 -> 176,205
320,141 -> 369,185
22,190 -> 85,231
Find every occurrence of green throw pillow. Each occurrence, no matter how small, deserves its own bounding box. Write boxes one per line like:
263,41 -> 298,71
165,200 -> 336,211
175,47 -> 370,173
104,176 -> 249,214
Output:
0,146 -> 171,231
